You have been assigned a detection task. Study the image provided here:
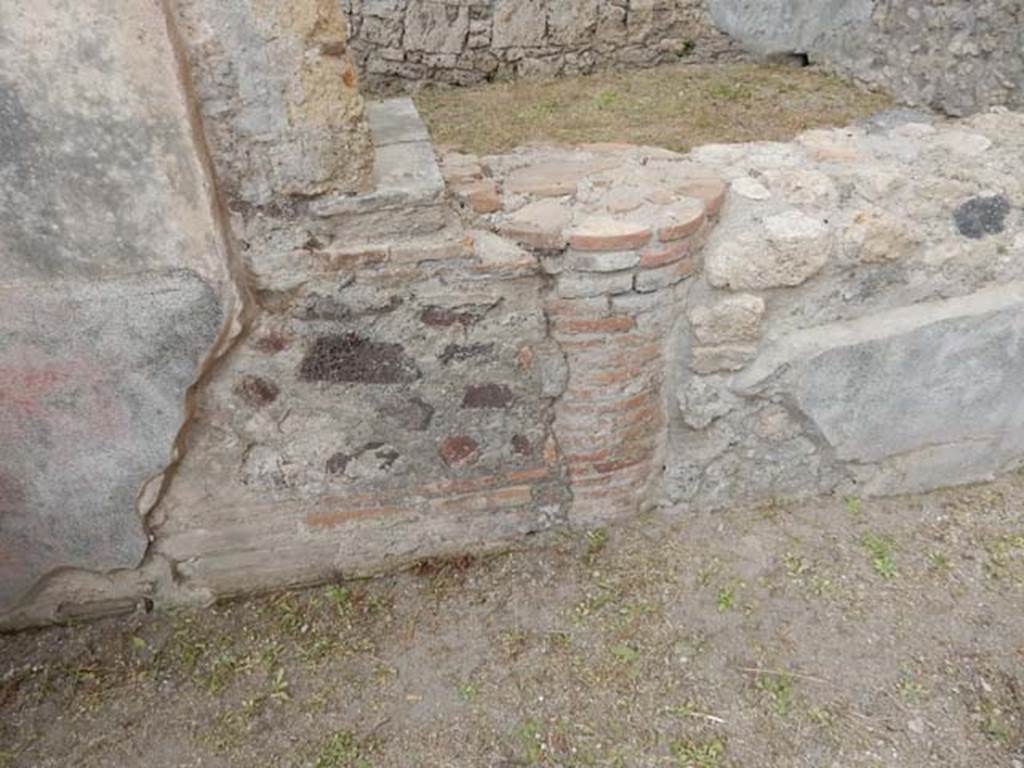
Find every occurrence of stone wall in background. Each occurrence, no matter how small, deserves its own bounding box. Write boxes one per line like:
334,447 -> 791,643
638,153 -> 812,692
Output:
340,0 -> 744,91
709,0 -> 1024,115
344,0 -> 1023,116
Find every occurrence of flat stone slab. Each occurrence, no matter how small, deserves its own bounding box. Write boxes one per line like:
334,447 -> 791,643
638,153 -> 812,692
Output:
736,282 -> 1024,490
0,272 -> 224,613
312,97 -> 444,218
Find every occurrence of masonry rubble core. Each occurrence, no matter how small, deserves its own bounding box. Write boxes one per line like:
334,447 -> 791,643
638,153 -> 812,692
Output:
2,0 -> 1024,630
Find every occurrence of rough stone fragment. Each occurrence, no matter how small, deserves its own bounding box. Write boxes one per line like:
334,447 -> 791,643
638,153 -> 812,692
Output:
569,217 -> 652,252
842,208 -> 919,263
439,435 -> 480,467
299,334 -> 421,384
732,177 -> 771,200
344,442 -> 402,480
492,0 -> 547,48
511,434 -> 533,456
439,343 -> 495,365
932,130 -> 993,156
404,1 -> 470,53
557,270 -> 635,299
462,383 -> 514,408
565,250 -> 640,273
688,294 -> 766,345
706,211 -> 831,290
954,195 -> 1011,240
386,397 -> 435,431
797,129 -> 864,162
764,169 -> 838,207
233,375 -> 281,408
634,257 -> 694,293
420,306 -> 481,327
471,230 -> 537,272
677,375 -> 742,430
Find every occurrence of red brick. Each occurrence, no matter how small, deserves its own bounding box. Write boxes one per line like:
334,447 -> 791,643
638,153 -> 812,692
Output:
307,504 -> 415,529
542,296 -> 610,317
390,235 -> 473,264
499,199 -> 571,250
430,485 -> 533,515
639,239 -> 692,268
634,255 -> 695,293
594,453 -> 653,476
309,246 -> 389,271
420,466 -> 551,496
563,448 -> 613,465
569,217 -> 652,252
675,178 -> 727,217
555,315 -> 635,335
556,332 -> 654,351
453,179 -> 501,213
656,198 -> 706,242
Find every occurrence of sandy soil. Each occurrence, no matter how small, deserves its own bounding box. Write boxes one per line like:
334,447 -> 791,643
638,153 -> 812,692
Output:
3,469 -> 1024,767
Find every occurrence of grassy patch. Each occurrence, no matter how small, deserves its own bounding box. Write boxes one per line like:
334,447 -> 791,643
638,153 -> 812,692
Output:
415,63 -> 892,155
314,730 -> 373,768
860,533 -> 898,580
756,670 -> 796,717
670,737 -> 726,768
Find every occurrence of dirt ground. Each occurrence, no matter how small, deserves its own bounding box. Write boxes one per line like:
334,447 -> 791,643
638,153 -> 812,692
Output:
3,468 -> 1024,767
414,63 -> 892,155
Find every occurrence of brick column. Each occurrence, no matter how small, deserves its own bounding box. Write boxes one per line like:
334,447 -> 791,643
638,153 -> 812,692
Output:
547,201 -> 714,525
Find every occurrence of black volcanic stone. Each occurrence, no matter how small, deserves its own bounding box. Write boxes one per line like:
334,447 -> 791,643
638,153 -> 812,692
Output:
954,195 -> 1010,240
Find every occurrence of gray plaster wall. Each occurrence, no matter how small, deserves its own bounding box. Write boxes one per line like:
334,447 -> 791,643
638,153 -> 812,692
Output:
709,0 -> 1024,115
0,1 -> 236,616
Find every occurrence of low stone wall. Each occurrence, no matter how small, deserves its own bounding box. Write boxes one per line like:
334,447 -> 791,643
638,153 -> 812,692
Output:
446,115 -> 1024,518
4,1 -> 1024,628
10,99 -> 1024,630
340,0 -> 743,91
343,0 -> 1022,115
710,0 -> 1024,115
669,110 -> 1024,507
